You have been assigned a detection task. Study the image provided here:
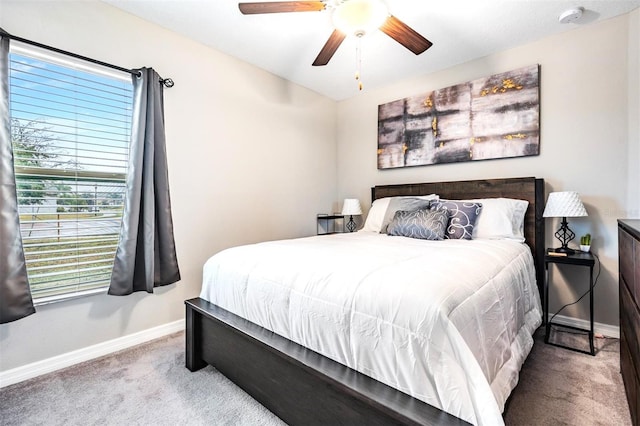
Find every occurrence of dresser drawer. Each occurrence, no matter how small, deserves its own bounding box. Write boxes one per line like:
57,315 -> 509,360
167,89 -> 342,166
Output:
621,329 -> 639,426
621,281 -> 640,368
636,238 -> 640,311
620,228 -> 636,298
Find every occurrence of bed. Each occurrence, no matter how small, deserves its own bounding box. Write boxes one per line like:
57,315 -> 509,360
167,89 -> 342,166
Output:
185,177 -> 545,426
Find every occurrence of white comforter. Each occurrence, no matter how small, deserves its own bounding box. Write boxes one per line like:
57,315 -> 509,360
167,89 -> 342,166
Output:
200,232 -> 542,425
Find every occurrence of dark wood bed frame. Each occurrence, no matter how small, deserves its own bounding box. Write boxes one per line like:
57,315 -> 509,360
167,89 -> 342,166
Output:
185,177 -> 545,426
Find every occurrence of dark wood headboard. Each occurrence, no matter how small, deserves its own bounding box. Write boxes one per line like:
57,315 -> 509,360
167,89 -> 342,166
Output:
371,177 -> 545,298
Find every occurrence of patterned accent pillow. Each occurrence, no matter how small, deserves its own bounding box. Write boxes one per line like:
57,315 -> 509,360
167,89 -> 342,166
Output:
362,194 -> 439,233
380,197 -> 433,234
387,208 -> 448,240
431,200 -> 483,240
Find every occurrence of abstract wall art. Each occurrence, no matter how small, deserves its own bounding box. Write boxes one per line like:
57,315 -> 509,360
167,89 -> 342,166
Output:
377,64 -> 540,169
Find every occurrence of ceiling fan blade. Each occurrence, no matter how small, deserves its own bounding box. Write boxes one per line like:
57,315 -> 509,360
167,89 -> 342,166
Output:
312,29 -> 346,66
380,15 -> 433,55
239,1 -> 325,14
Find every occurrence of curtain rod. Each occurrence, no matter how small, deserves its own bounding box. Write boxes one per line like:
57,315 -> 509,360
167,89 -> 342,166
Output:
0,28 -> 174,88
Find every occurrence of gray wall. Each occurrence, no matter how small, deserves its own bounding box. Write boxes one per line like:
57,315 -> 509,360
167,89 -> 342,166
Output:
0,1 -> 337,371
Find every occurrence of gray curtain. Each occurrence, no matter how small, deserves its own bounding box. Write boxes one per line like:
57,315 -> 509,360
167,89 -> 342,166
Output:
0,36 -> 36,323
108,68 -> 180,295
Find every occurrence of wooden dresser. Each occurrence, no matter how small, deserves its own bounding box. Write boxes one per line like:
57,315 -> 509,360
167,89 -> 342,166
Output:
619,219 -> 640,425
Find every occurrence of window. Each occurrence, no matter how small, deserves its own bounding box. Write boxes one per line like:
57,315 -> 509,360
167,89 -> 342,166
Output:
9,45 -> 133,303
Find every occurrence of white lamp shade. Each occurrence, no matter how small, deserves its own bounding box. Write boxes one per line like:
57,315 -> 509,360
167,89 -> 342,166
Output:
341,198 -> 363,216
543,191 -> 587,218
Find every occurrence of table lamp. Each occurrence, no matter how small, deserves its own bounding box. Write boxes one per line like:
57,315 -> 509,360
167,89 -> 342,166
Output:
341,198 -> 362,232
543,191 -> 587,254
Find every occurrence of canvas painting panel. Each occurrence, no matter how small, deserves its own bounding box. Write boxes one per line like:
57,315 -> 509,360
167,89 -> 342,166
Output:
378,65 -> 540,169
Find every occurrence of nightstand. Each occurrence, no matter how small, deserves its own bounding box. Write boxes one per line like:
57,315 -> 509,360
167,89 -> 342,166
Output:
317,214 -> 344,235
544,249 -> 596,355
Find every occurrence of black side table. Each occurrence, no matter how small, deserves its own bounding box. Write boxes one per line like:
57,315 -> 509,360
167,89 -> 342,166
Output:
317,214 -> 344,235
544,249 -> 596,356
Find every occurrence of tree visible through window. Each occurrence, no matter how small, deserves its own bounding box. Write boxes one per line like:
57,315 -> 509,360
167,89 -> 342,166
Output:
10,48 -> 133,301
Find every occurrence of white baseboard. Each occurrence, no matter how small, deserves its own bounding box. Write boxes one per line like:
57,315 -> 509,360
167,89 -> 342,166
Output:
549,313 -> 619,339
0,314 -> 617,388
0,320 -> 184,388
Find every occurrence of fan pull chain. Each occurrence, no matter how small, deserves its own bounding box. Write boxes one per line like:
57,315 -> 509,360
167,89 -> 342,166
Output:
355,34 -> 363,91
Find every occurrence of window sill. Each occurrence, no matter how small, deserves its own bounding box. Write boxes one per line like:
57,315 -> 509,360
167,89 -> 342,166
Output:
33,287 -> 109,307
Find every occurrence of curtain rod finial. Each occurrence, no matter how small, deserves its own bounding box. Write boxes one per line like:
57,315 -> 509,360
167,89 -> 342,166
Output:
160,78 -> 174,88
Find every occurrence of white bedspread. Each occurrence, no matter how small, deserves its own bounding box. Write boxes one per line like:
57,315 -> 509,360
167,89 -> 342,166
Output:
200,232 -> 542,425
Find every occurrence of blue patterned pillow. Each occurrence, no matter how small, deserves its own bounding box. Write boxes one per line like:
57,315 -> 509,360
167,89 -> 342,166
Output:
387,208 -> 448,240
431,200 -> 483,240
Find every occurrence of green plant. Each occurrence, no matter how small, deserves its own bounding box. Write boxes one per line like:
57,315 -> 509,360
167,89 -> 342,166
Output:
580,233 -> 591,246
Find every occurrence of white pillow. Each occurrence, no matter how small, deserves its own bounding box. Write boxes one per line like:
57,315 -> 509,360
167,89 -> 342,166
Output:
467,198 -> 529,242
361,198 -> 391,233
361,194 -> 439,233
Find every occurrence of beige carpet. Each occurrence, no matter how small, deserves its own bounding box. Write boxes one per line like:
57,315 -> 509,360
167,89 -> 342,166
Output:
504,327 -> 631,425
0,327 -> 631,425
0,333 -> 285,426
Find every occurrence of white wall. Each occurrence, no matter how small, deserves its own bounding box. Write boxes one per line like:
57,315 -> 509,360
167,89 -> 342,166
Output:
336,14 -> 636,327
0,1 -> 337,371
629,8 -> 640,214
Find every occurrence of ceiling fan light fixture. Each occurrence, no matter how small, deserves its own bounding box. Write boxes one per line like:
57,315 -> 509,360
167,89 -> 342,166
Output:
238,0 -> 431,70
331,0 -> 389,36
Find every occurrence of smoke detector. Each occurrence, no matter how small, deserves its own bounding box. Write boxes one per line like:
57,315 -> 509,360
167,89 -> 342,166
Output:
559,7 -> 584,24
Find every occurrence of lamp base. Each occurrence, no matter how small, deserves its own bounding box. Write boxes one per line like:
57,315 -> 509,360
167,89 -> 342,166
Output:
553,246 -> 576,255
552,217 -> 576,255
346,215 -> 357,232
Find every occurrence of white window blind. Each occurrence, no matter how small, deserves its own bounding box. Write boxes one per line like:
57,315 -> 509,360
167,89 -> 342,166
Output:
9,47 -> 133,303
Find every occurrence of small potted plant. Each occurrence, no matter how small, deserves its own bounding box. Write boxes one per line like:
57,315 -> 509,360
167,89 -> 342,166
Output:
580,233 -> 591,252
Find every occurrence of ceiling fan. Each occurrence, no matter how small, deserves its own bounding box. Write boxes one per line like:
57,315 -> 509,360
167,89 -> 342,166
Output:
238,0 -> 433,67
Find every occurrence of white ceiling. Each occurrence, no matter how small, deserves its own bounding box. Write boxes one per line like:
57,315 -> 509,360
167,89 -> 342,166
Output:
103,0 -> 639,100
